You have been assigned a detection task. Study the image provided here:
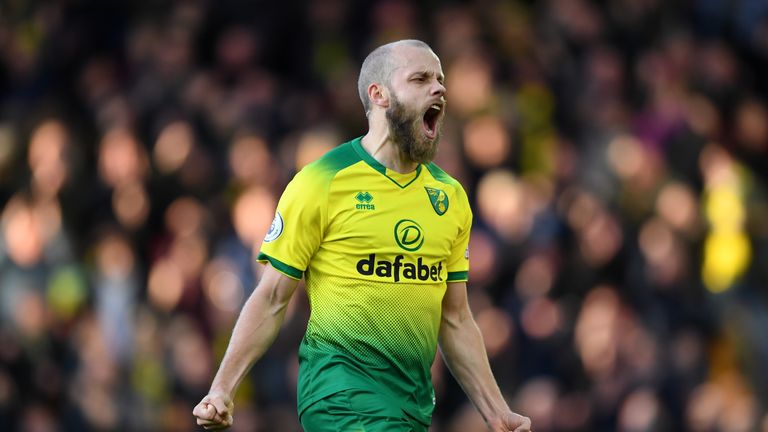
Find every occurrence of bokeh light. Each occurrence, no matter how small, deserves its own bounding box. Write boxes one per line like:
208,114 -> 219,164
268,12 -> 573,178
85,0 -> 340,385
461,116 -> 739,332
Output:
147,259 -> 184,311
474,307 -> 513,358
295,129 -> 339,170
606,134 -> 645,180
169,234 -> 208,282
575,287 -> 620,377
520,297 -> 562,340
734,98 -> 768,151
618,388 -> 661,431
229,133 -> 273,185
578,209 -> 623,267
686,382 -> 724,431
466,229 -> 497,287
655,181 -> 699,234
515,378 -> 558,432
1,195 -> 61,268
562,187 -> 600,232
165,196 -> 206,238
95,231 -> 135,278
14,291 -> 47,340
112,182 -> 150,230
154,121 -> 194,174
46,266 -> 87,321
203,259 -> 245,313
446,52 -> 493,116
476,170 -> 532,241
638,217 -> 684,284
28,120 -> 69,197
514,252 -> 555,299
699,144 -> 751,292
232,186 -> 276,248
685,93 -> 721,138
98,128 -> 149,188
462,115 -> 511,169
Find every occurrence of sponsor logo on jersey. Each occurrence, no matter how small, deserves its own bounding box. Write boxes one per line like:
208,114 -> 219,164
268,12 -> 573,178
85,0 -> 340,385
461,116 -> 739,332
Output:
425,187 -> 448,215
356,254 -> 443,282
355,191 -> 375,210
394,219 -> 424,251
264,212 -> 284,242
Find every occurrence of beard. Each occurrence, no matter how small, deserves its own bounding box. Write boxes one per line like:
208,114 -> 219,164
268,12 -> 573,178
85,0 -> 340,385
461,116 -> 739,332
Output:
385,94 -> 440,164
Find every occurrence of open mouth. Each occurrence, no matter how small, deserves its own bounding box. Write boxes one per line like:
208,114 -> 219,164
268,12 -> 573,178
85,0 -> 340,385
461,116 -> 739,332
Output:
422,104 -> 442,139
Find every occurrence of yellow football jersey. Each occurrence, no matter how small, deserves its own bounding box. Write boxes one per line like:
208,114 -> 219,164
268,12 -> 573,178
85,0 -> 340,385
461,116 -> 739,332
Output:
257,137 -> 472,425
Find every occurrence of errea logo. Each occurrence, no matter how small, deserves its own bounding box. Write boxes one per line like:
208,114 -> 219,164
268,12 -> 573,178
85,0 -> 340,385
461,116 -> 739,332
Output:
355,191 -> 375,210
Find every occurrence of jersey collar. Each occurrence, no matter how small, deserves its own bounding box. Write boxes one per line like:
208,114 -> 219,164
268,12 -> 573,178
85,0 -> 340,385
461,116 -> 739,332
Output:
352,137 -> 423,189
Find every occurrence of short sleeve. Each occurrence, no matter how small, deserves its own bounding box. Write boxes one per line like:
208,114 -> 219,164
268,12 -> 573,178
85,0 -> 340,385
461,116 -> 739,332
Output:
445,185 -> 472,282
256,167 -> 327,279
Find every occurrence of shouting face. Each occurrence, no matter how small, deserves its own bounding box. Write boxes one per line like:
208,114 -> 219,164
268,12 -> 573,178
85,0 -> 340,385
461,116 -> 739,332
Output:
385,45 -> 446,164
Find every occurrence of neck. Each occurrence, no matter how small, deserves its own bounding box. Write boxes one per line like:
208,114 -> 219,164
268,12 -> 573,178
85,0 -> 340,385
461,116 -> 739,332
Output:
360,116 -> 419,174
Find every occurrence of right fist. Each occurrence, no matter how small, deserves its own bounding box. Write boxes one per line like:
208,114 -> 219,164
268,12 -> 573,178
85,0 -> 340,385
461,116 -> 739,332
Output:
192,392 -> 234,430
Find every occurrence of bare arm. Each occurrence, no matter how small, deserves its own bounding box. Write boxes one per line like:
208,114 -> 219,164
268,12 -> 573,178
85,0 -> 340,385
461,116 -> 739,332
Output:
438,282 -> 531,432
193,264 -> 300,430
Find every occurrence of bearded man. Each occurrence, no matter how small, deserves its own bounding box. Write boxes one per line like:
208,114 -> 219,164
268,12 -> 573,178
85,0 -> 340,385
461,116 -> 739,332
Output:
193,39 -> 532,432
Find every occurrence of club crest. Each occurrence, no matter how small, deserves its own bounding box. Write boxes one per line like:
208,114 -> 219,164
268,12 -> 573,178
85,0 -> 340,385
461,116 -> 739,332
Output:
424,187 -> 448,215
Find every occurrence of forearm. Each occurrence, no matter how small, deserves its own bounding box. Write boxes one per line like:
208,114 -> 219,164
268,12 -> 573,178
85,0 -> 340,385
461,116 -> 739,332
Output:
209,273 -> 296,398
439,311 -> 508,422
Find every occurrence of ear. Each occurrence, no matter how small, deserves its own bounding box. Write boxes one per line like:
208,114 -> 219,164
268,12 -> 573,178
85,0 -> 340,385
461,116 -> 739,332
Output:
367,82 -> 390,110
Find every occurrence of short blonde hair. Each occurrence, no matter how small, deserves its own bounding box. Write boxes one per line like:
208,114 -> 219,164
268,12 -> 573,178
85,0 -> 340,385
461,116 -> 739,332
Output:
357,39 -> 434,116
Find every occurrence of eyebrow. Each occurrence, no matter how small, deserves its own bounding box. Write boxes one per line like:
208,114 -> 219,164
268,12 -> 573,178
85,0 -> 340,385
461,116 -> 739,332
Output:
409,70 -> 445,82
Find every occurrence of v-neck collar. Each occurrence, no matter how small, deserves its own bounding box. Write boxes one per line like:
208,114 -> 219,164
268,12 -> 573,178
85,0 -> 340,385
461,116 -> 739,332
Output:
352,137 -> 423,189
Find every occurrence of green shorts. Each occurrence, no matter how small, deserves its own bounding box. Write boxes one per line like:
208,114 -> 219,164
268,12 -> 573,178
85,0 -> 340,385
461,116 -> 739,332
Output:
299,388 -> 428,432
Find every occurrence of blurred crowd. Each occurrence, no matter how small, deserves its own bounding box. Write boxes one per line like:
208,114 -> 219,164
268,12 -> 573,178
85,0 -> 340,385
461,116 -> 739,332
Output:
1,0 -> 768,431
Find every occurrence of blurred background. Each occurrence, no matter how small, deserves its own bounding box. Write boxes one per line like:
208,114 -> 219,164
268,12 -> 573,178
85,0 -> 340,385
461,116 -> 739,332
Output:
1,0 -> 767,431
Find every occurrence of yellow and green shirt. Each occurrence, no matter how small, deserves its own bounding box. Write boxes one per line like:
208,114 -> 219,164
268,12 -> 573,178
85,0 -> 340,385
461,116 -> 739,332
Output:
257,137 -> 472,425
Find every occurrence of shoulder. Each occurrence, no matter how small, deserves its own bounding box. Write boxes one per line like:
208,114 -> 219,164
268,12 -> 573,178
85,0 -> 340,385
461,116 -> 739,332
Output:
424,162 -> 467,197
304,138 -> 363,176
294,138 -> 362,181
289,138 -> 363,189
